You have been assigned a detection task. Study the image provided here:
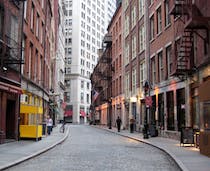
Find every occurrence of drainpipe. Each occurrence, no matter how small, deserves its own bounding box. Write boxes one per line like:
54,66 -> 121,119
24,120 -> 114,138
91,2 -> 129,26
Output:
18,0 -> 26,141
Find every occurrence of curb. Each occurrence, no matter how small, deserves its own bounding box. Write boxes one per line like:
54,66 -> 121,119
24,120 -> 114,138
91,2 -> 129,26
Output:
94,126 -> 189,171
0,126 -> 69,171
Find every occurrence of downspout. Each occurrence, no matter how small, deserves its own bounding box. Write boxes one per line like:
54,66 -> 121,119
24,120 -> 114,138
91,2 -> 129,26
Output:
18,0 -> 25,141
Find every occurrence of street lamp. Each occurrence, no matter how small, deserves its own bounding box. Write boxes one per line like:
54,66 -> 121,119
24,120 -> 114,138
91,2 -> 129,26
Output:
108,98 -> 112,129
143,81 -> 149,139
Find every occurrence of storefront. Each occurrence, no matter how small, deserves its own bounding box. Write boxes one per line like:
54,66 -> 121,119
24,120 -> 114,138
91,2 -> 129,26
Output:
19,92 -> 43,140
0,81 -> 22,144
198,77 -> 210,157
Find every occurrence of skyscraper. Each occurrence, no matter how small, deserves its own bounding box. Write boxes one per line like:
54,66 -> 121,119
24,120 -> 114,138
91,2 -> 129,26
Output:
64,0 -> 116,123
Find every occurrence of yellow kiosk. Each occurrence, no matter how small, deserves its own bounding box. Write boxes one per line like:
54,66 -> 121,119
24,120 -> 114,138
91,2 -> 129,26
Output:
20,92 -> 43,140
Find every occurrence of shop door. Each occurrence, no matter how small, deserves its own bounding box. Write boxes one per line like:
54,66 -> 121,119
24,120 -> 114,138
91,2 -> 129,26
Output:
6,100 -> 16,139
177,88 -> 185,131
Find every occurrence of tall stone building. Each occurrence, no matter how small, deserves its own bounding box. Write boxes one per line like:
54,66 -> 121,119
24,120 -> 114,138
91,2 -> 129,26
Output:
64,0 -> 116,123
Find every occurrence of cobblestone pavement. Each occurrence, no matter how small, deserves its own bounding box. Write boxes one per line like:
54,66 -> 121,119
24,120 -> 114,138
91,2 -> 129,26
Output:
6,125 -> 181,171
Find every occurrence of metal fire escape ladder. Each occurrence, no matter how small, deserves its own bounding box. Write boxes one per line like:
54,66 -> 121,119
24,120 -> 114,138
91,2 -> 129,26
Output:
175,29 -> 194,75
170,0 -> 194,78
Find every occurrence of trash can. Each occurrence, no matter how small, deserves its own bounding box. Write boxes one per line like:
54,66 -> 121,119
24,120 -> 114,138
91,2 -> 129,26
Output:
150,124 -> 158,137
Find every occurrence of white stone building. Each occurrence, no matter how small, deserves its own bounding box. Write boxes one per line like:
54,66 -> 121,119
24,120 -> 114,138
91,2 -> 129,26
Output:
64,0 -> 116,123
53,0 -> 66,122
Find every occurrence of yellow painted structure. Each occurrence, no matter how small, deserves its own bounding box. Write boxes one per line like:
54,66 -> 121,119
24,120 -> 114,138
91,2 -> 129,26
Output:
20,125 -> 42,138
20,93 -> 43,139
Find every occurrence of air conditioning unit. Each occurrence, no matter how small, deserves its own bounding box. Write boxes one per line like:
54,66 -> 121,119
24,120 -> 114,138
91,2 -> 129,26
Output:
20,94 -> 28,103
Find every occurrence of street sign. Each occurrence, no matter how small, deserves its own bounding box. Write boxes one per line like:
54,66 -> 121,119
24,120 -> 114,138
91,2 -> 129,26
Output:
145,96 -> 152,107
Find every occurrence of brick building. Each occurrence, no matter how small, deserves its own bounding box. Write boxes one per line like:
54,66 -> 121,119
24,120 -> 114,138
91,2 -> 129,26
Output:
0,0 -> 24,143
19,0 -> 53,139
108,3 -> 124,129
123,0 -> 146,132
146,0 -> 210,144
90,3 -> 123,128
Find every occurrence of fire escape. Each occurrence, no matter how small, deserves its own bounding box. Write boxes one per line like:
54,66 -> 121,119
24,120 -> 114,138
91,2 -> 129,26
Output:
90,34 -> 112,124
170,0 -> 210,78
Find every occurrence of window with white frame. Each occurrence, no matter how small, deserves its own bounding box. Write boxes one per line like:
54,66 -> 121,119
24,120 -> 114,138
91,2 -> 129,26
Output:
80,92 -> 84,103
30,3 -> 34,30
81,80 -> 84,89
36,14 -> 39,38
125,42 -> 129,65
132,68 -> 137,95
24,1 -> 27,19
158,51 -> 164,82
131,6 -> 136,29
125,73 -> 130,97
124,15 -> 129,37
132,35 -> 136,59
124,0 -> 129,10
139,0 -> 145,19
140,61 -> 145,91
157,6 -> 162,34
139,24 -> 145,53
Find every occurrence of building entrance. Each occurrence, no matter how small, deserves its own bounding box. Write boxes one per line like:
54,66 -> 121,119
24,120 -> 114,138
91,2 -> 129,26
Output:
6,100 -> 16,139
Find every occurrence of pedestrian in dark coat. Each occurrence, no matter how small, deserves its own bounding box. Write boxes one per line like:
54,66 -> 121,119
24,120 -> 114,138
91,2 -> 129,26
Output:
116,116 -> 122,132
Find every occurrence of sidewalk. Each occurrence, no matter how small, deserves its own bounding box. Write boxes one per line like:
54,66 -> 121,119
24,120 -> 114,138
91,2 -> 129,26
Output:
0,124 -> 69,170
95,125 -> 210,171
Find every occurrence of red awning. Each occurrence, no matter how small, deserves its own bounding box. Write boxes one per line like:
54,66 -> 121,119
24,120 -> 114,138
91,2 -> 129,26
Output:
80,110 -> 86,117
64,110 -> 73,117
0,81 -> 23,94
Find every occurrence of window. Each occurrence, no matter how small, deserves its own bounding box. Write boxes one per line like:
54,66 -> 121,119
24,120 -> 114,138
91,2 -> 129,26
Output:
158,51 -> 163,82
86,94 -> 89,103
24,1 -> 27,19
140,61 -> 145,90
81,80 -> 84,88
40,22 -> 44,44
139,0 -> 145,19
166,45 -> 172,77
149,0 -> 154,6
36,14 -> 39,38
21,36 -> 26,74
28,43 -> 33,78
125,15 -> 129,37
165,0 -> 171,26
131,6 -> 136,29
41,0 -> 44,8
157,7 -> 162,34
30,3 -> 34,30
139,24 -> 145,53
151,57 -> 156,84
132,68 -> 137,95
150,15 -> 154,40
125,73 -> 130,97
10,15 -> 18,43
131,35 -> 136,59
125,42 -> 129,65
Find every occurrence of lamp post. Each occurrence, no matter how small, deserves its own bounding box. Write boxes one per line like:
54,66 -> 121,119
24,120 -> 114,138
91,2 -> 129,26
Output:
108,98 -> 112,129
143,81 -> 149,139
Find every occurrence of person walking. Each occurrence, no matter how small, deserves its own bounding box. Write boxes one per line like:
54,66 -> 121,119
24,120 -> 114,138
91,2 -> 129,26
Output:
46,115 -> 53,135
116,116 -> 122,132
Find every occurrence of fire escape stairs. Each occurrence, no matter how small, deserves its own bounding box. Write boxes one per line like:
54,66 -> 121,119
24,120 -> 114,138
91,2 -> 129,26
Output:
175,29 -> 194,76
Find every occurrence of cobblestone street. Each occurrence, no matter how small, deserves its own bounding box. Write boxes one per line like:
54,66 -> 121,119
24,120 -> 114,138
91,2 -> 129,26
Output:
6,125 -> 181,171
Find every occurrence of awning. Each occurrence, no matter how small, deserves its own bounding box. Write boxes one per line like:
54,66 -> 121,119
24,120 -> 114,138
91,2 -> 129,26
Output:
64,110 -> 73,117
80,110 -> 86,117
0,81 -> 22,94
